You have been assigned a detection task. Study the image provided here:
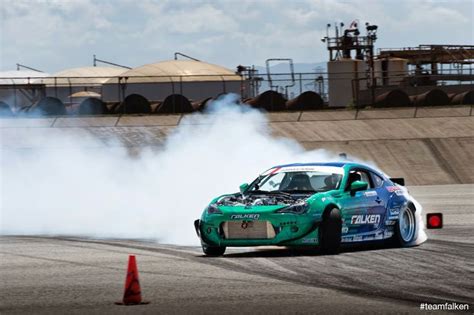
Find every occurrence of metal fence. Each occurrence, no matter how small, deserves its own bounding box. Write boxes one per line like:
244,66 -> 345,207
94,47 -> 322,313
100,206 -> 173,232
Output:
0,67 -> 473,114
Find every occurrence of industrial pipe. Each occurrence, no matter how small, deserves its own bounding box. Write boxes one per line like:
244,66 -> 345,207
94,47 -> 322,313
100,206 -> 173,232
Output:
409,89 -> 450,106
450,90 -> 474,105
79,97 -> 109,115
286,91 -> 324,110
191,97 -> 214,112
245,90 -> 286,111
29,97 -> 66,116
115,94 -> 151,114
374,89 -> 411,107
155,94 -> 193,114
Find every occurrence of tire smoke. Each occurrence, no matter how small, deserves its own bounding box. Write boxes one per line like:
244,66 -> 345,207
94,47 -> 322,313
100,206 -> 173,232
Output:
0,94 -> 426,246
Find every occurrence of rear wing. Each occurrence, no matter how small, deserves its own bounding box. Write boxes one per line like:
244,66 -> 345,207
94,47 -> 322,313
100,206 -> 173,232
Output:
390,178 -> 405,186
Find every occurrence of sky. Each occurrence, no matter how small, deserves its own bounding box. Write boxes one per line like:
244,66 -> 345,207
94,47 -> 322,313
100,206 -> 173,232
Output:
0,0 -> 472,73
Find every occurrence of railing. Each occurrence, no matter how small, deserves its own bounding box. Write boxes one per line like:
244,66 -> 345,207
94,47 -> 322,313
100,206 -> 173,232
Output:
0,69 -> 473,112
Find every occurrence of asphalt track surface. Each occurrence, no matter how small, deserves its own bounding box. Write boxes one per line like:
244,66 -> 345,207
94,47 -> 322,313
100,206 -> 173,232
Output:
1,184 -> 473,314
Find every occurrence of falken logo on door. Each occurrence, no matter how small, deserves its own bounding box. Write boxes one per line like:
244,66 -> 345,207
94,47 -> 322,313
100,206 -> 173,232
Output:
230,214 -> 260,220
351,214 -> 381,224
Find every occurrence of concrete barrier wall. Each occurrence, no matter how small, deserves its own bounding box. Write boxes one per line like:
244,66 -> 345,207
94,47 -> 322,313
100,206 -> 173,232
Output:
1,106 -> 472,185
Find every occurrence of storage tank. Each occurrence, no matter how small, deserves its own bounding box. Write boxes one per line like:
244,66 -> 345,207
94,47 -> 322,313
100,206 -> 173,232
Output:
374,58 -> 408,86
102,60 -> 245,103
0,70 -> 49,110
327,58 -> 366,107
38,67 -> 126,104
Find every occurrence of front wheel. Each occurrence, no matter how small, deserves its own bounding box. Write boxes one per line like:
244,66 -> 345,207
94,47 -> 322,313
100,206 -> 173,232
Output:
393,204 -> 417,246
318,207 -> 342,255
202,244 -> 226,256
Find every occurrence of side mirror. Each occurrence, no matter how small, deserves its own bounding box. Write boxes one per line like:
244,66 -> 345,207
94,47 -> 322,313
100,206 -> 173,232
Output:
350,180 -> 368,195
239,183 -> 249,194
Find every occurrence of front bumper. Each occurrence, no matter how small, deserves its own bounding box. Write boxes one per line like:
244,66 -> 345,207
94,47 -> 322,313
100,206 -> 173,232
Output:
194,215 -> 321,247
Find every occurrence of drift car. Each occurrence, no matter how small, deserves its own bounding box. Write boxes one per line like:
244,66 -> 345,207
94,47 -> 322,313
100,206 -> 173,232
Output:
194,162 -> 419,256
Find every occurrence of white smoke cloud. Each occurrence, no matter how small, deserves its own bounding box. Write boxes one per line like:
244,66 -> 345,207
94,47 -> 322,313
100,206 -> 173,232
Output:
0,95 -> 335,244
0,94 -> 426,246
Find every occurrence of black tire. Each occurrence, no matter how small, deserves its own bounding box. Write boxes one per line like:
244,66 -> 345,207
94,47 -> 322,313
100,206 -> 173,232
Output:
393,204 -> 417,247
202,244 -> 226,256
318,207 -> 342,254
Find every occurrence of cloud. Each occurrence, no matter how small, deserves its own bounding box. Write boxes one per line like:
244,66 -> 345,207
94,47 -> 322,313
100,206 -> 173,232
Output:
0,0 -> 472,72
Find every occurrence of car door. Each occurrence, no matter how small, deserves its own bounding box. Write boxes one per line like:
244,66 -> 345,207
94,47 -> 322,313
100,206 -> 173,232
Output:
340,168 -> 383,240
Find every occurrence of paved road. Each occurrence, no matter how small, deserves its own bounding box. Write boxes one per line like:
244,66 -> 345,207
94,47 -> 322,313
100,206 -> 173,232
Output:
1,185 -> 473,314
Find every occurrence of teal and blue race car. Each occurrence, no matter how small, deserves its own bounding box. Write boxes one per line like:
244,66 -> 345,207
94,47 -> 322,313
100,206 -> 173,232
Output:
194,162 -> 420,256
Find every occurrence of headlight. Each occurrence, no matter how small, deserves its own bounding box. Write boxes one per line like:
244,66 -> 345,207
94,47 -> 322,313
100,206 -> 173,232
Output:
206,204 -> 223,214
275,202 -> 309,214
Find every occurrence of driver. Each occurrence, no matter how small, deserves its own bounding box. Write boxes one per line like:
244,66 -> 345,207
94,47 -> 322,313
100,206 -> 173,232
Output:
322,174 -> 341,191
286,174 -> 313,191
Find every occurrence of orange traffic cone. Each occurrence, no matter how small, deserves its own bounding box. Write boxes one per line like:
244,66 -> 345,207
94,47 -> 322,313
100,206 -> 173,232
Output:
115,255 -> 150,305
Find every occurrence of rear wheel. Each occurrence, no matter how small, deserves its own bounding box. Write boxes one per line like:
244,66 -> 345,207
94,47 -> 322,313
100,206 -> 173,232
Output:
318,207 -> 342,254
202,244 -> 226,256
393,204 -> 417,247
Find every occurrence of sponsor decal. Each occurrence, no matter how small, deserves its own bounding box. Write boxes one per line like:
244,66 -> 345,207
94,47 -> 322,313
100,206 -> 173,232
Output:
375,233 -> 384,240
353,235 -> 363,241
302,238 -> 318,243
384,231 -> 394,238
351,214 -> 381,225
269,167 -> 281,175
341,226 -> 349,234
386,186 -> 402,192
342,236 -> 354,242
389,206 -> 400,215
394,190 -> 405,196
230,214 -> 260,220
385,220 -> 396,225
364,191 -> 378,197
363,235 -> 374,241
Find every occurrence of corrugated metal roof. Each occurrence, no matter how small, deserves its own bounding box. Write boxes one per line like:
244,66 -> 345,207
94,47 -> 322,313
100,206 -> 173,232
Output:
39,66 -> 126,86
105,60 -> 241,84
0,70 -> 49,85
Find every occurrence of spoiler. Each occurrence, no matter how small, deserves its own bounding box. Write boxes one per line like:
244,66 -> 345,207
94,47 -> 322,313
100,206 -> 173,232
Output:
390,178 -> 405,186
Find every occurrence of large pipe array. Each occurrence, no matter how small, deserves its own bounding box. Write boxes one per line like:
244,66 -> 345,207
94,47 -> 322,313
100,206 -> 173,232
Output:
0,89 -> 472,116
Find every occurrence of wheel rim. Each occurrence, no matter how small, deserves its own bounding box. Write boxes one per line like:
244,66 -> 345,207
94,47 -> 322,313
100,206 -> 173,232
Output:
399,206 -> 415,242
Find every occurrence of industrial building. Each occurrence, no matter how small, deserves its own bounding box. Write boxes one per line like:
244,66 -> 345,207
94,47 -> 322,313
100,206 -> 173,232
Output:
0,22 -> 473,116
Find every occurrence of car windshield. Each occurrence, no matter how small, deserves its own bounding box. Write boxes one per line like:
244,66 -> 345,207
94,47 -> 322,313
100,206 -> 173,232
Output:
248,166 -> 344,194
